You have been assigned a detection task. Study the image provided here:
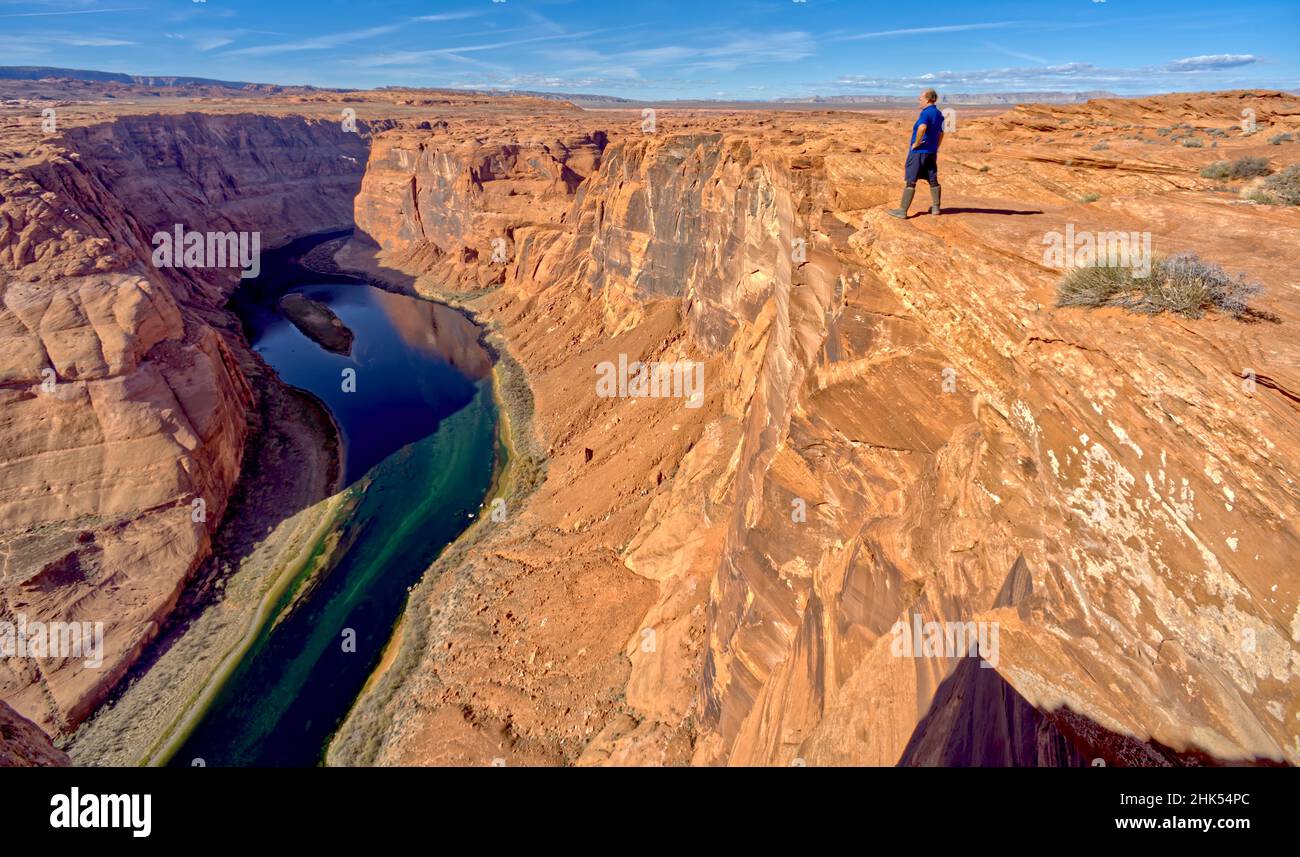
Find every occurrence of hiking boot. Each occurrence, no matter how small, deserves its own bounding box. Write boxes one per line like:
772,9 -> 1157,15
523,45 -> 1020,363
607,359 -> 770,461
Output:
888,186 -> 916,219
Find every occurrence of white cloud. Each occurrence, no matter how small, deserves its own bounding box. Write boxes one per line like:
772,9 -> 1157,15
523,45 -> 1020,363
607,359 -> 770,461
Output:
1164,54 -> 1260,72
984,42 -> 1049,65
829,53 -> 1274,94
832,21 -> 1023,42
353,29 -> 609,67
412,11 -> 484,23
60,36 -> 136,46
0,7 -> 140,18
536,30 -> 814,79
224,24 -> 400,57
196,36 -> 233,51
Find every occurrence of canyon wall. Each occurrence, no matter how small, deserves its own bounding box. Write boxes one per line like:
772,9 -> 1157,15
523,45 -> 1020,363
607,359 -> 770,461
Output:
0,112 -> 368,732
346,124 -> 608,289
0,699 -> 69,766
335,92 -> 1300,766
1,91 -> 1296,765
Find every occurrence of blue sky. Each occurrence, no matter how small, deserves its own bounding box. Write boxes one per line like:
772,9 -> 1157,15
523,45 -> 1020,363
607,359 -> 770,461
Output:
1,0 -> 1296,98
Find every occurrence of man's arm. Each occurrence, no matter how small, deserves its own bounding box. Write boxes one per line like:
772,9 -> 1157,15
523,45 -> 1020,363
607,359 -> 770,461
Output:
912,123 -> 927,150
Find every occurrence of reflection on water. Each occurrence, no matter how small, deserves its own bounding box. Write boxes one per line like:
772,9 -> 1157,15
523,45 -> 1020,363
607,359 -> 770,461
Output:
230,236 -> 492,484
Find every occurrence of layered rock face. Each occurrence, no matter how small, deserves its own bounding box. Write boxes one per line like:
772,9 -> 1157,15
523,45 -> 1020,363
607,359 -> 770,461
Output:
349,124 -> 609,289
0,112 -> 367,732
337,91 -> 1300,766
0,699 -> 69,766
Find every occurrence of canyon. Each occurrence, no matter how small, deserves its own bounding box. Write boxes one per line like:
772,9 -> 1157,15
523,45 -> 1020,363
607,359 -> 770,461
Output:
1,87 -> 1297,766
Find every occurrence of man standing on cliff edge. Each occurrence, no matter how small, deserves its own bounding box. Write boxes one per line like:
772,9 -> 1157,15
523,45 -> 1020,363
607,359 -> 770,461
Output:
888,88 -> 944,218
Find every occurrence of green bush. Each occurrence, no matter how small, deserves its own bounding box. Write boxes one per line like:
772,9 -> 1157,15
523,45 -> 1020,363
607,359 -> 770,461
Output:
1200,160 -> 1231,180
1268,132 -> 1294,145
1181,138 -> 1203,148
1078,192 -> 1100,203
1056,253 -> 1263,320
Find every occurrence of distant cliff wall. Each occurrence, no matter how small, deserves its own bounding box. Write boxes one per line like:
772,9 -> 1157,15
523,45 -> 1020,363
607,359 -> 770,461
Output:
0,113 -> 368,733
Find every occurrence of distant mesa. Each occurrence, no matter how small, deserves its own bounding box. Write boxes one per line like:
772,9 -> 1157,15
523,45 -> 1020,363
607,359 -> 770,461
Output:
0,65 -> 258,89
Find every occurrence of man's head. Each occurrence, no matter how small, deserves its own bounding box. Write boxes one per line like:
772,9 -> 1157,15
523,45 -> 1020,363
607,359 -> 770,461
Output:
919,89 -> 939,106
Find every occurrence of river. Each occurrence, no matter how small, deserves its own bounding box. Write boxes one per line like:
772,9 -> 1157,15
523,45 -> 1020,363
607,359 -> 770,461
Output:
167,233 -> 500,766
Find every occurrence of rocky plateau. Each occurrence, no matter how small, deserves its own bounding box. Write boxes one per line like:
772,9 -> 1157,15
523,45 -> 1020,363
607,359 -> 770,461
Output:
1,87 -> 1297,766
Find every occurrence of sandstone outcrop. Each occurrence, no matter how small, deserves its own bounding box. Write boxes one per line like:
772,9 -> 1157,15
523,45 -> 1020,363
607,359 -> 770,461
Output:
0,699 -> 69,767
348,124 -> 609,289
333,91 -> 1300,766
278,293 -> 354,355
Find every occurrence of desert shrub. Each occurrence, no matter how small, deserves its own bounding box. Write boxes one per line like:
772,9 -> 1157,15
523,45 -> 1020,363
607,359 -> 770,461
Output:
978,165 -> 990,172
1078,192 -> 1100,203
1208,128 -> 1227,138
1257,164 -> 1300,205
1092,142 -> 1109,151
1200,161 -> 1231,180
1056,252 -> 1263,320
1181,138 -> 1203,148
1230,156 -> 1272,178
1156,127 -> 1171,136
1267,132 -> 1294,145
1201,157 -> 1272,180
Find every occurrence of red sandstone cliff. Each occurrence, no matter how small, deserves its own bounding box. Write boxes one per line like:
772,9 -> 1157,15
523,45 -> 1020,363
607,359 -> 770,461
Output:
331,91 -> 1300,766
0,111 -> 366,732
0,699 -> 69,767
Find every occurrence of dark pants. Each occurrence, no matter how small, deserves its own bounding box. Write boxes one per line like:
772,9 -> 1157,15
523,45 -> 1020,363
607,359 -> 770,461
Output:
905,150 -> 939,186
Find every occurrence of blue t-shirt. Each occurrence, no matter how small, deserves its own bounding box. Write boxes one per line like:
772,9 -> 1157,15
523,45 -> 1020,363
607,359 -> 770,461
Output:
910,105 -> 944,153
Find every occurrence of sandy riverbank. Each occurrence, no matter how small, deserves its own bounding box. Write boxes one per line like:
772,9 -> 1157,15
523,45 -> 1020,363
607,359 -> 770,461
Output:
67,357 -> 345,767
320,240 -> 546,767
